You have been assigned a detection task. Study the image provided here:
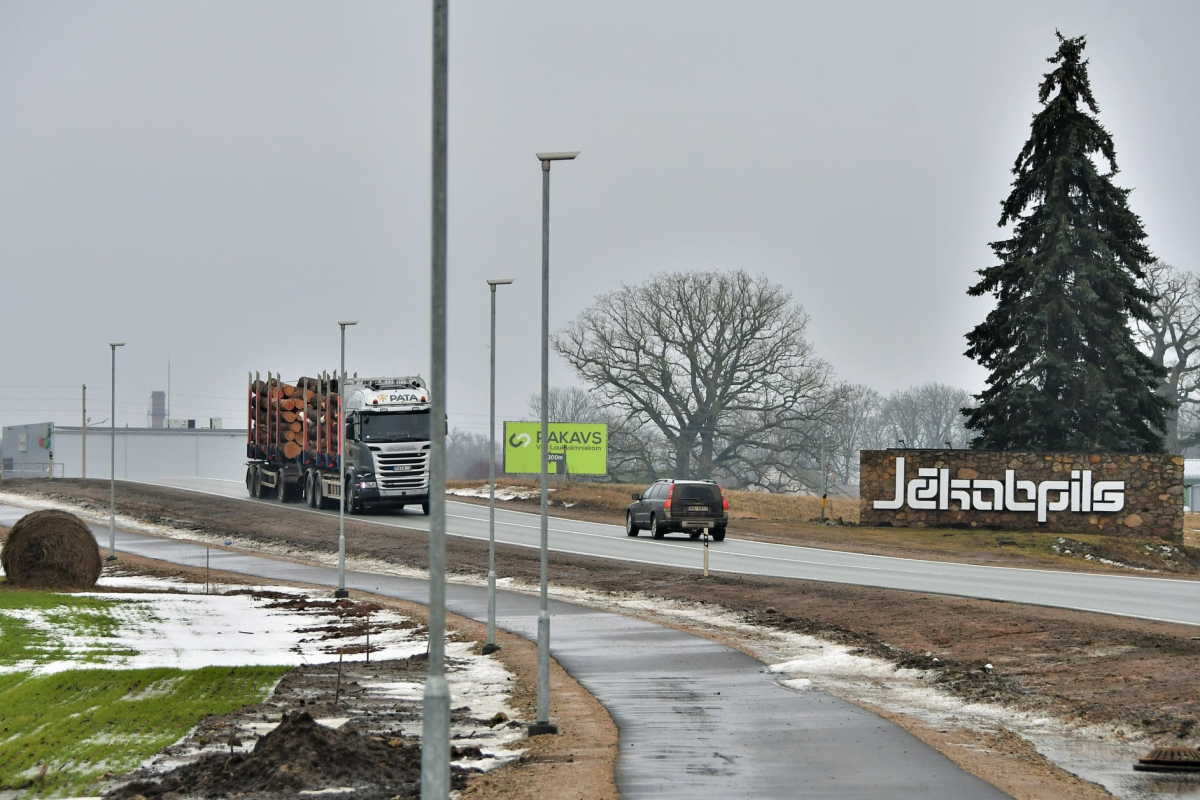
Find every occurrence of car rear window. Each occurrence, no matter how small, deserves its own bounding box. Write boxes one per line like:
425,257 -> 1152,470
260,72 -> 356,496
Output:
676,485 -> 719,502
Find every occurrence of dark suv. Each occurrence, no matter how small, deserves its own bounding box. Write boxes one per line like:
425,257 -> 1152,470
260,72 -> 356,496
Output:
626,479 -> 728,541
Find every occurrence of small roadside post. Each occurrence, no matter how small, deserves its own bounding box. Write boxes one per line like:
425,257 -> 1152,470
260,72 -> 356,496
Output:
702,527 -> 710,577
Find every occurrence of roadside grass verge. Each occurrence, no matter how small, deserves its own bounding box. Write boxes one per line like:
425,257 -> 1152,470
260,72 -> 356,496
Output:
785,525 -> 1200,572
447,478 -> 862,522
0,665 -> 287,797
449,479 -> 1197,573
0,591 -> 143,666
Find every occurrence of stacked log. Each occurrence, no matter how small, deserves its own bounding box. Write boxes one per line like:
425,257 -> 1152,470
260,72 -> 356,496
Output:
248,371 -> 341,462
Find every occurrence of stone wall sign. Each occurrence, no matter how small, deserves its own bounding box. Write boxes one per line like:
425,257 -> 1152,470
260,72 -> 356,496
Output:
859,449 -> 1183,542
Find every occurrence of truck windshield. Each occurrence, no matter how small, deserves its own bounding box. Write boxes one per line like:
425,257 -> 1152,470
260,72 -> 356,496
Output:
360,410 -> 431,443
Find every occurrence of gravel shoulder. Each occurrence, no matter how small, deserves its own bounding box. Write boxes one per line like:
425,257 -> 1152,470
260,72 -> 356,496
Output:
7,479 -> 1200,798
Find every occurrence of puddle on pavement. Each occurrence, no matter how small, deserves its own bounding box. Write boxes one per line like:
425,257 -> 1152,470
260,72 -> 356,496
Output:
1031,737 -> 1200,799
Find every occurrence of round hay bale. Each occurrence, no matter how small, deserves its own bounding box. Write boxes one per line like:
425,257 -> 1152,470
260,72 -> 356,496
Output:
1,509 -> 102,590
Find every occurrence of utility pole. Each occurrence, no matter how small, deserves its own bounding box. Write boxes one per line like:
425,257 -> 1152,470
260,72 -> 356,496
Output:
81,385 -> 87,479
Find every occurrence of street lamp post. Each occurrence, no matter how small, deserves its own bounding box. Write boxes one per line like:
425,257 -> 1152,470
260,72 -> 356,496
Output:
531,150 -> 579,737
484,278 -> 514,655
107,342 -> 125,561
422,1 -> 451,797
336,320 -> 358,599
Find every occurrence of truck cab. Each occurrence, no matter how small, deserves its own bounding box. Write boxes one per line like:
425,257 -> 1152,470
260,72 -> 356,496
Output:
341,376 -> 432,514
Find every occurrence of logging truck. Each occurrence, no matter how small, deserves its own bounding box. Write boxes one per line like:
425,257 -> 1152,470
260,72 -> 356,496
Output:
245,372 -> 432,515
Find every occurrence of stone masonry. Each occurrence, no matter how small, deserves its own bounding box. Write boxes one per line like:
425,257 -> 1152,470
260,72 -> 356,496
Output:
859,449 -> 1183,543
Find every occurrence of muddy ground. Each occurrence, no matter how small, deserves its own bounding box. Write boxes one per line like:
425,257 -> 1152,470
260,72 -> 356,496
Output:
57,551 -> 619,800
7,479 -> 1200,798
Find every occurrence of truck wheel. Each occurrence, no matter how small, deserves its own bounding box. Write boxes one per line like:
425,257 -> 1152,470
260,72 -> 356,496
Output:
313,476 -> 327,510
625,512 -> 639,537
254,468 -> 268,499
345,481 -> 363,515
420,501 -> 430,516
276,473 -> 288,503
651,515 -> 665,539
305,472 -> 316,508
246,467 -> 255,498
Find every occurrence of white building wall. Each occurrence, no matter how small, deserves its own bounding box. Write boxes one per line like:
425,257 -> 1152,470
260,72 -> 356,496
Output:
2,426 -> 247,482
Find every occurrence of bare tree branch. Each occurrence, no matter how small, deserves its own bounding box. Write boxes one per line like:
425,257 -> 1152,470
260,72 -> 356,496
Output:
554,270 -> 839,483
1134,260 -> 1200,452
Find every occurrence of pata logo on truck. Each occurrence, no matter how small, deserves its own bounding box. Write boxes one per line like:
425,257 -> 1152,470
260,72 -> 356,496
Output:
374,392 -> 424,404
874,457 -> 1125,522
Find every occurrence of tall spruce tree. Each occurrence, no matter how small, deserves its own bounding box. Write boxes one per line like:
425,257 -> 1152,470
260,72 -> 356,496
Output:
963,32 -> 1168,453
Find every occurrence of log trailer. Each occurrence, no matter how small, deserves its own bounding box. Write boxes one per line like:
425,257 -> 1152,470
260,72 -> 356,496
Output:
245,372 -> 432,515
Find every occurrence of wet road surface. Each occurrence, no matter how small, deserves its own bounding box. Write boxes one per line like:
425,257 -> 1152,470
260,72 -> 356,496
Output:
142,476 -> 1200,627
0,502 -> 1009,799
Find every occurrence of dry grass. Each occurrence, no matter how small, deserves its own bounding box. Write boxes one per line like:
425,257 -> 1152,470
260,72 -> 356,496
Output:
448,478 -> 859,524
449,479 -> 1200,573
1186,513 -> 1200,549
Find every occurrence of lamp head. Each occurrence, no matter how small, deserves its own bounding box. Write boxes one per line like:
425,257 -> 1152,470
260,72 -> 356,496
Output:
535,151 -> 580,162
338,320 -> 359,328
486,278 -> 515,287
109,342 -> 126,348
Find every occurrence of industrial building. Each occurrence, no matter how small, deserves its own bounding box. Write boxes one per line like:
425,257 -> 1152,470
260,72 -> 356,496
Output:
1,421 -> 247,482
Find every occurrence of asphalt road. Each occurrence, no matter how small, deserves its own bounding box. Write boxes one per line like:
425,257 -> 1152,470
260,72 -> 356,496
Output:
143,476 -> 1200,628
0,502 -> 1009,799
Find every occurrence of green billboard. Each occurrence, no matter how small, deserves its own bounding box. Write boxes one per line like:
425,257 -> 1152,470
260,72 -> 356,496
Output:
504,422 -> 608,475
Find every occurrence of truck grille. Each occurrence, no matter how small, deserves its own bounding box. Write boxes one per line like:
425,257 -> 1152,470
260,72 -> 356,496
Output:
374,451 -> 429,490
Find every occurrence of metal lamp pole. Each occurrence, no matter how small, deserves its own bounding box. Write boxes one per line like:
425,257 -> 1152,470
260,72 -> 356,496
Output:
107,342 -> 125,560
484,278 -> 514,655
336,320 -> 358,599
531,150 -> 579,737
422,1 -> 451,796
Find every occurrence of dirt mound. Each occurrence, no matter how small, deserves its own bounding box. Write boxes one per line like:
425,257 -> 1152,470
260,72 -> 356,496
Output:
107,710 -> 472,800
1,509 -> 101,589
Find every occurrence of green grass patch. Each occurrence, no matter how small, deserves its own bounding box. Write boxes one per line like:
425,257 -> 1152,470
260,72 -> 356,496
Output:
0,665 -> 288,797
0,592 -> 147,667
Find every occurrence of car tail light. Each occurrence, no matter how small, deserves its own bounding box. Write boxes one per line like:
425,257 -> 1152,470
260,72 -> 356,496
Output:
721,489 -> 729,511
664,484 -> 674,513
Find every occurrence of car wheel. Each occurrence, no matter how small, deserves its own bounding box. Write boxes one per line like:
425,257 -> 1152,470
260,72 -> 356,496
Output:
625,511 -> 639,536
712,527 -> 726,542
651,515 -> 665,539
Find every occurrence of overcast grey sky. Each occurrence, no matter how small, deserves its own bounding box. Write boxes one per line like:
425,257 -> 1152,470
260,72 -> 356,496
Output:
3,1 -> 1199,436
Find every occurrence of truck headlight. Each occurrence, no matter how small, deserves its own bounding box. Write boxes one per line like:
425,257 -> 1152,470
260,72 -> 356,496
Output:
359,480 -> 377,489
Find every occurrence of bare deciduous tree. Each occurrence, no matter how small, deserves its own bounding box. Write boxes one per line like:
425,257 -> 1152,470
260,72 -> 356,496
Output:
445,429 -> 495,481
882,383 -> 973,449
527,386 -> 664,482
1133,260 -> 1200,453
527,386 -> 606,424
827,384 -> 887,483
554,270 -> 840,481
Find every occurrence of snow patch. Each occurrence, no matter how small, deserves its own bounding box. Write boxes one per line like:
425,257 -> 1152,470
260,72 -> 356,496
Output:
447,485 -> 545,501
